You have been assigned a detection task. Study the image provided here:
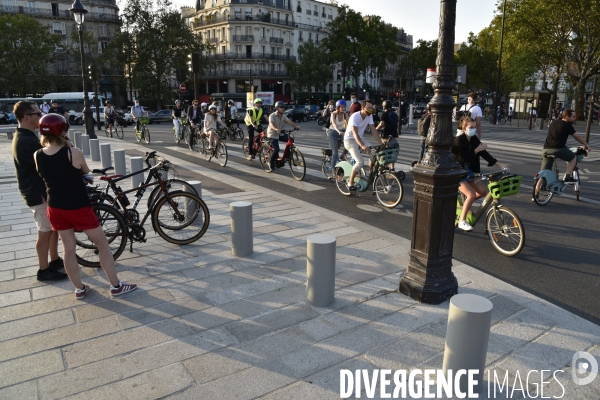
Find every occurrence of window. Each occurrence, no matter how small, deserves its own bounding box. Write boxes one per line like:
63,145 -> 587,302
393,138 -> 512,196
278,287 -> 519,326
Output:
212,0 -> 216,6
299,31 -> 303,41
27,1 -> 35,12
235,45 -> 242,56
314,4 -> 317,12
2,0 -> 13,11
235,26 -> 241,35
276,12 -> 280,21
245,26 -> 251,35
337,84 -> 341,92
206,30 -> 210,39
221,27 -> 225,38
245,8 -> 251,19
261,46 -> 265,55
52,22 -> 66,34
98,25 -> 108,37
97,7 -> 104,15
286,48 -> 290,58
261,27 -> 265,39
234,8 -> 241,19
222,45 -> 226,54
271,46 -> 275,55
308,32 -> 312,42
284,0 -> 288,9
98,41 -> 108,53
51,3 -> 58,16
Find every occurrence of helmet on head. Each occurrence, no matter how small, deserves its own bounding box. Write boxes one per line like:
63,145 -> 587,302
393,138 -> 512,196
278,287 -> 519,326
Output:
382,100 -> 392,109
201,102 -> 207,107
105,100 -> 111,105
497,106 -> 500,108
336,99 -> 346,108
253,98 -> 263,105
175,99 -> 181,104
275,101 -> 285,108
39,114 -> 67,136
50,99 -> 56,104
228,100 -> 234,105
209,104 -> 217,110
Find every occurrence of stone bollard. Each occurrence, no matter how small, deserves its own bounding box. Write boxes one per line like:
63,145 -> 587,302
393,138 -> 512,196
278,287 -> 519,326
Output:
187,180 -> 202,199
130,157 -> 144,187
90,139 -> 100,161
81,135 -> 90,156
306,234 -> 336,307
100,143 -> 112,169
442,293 -> 493,395
113,149 -> 126,176
230,201 -> 253,257
74,131 -> 82,150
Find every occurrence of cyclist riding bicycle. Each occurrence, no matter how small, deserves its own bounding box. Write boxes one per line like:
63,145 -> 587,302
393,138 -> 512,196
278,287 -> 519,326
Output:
266,101 -> 302,172
172,100 -> 185,140
187,100 -> 203,150
225,99 -> 241,129
244,98 -> 269,159
131,100 -> 145,132
204,104 -> 226,154
327,99 -> 348,172
104,101 -> 116,137
535,109 -> 591,192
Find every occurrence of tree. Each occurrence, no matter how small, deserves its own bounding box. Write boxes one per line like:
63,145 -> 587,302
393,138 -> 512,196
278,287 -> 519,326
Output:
455,33 -> 498,92
0,14 -> 60,96
286,42 -> 333,98
396,40 -> 437,99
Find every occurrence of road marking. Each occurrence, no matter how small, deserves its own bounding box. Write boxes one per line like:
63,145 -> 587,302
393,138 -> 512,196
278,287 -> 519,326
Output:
357,204 -> 383,212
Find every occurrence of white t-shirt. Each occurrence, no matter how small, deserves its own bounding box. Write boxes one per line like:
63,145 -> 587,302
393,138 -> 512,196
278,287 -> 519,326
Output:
344,112 -> 374,141
460,104 -> 482,120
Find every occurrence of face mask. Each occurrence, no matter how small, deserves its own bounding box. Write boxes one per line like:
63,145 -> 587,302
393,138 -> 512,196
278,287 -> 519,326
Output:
351,98 -> 356,103
467,128 -> 477,136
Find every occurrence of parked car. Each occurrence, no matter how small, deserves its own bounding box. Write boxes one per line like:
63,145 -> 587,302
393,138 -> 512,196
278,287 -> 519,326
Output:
284,108 -> 309,122
124,113 -> 134,124
149,109 -> 173,124
90,106 -> 105,124
67,110 -> 84,125
413,106 -> 425,119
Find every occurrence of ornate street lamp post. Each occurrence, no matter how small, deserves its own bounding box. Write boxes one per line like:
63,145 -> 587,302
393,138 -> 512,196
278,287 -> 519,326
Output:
70,0 -> 96,139
399,0 -> 463,304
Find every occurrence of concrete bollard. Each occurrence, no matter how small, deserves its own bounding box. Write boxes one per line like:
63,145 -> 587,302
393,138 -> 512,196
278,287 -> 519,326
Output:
187,180 -> 202,199
442,293 -> 493,395
81,135 -> 90,156
130,157 -> 144,187
306,234 -> 336,307
230,201 -> 253,257
74,131 -> 82,150
100,143 -> 112,169
113,149 -> 126,176
90,139 -> 100,161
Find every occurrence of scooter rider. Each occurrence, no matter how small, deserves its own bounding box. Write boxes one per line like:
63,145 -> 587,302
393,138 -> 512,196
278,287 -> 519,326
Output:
244,98 -> 269,159
267,101 -> 301,172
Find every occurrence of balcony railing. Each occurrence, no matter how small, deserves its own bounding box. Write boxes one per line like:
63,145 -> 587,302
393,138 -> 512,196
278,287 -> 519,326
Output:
232,35 -> 254,41
206,37 -> 219,43
208,52 -> 296,61
192,14 -> 325,32
203,69 -> 289,78
0,5 -> 119,21
269,37 -> 283,44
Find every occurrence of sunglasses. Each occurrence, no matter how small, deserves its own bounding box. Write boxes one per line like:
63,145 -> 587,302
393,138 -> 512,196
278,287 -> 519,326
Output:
27,112 -> 42,117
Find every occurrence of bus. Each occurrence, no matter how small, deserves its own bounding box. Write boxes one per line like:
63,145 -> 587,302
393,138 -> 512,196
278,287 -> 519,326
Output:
40,93 -> 106,112
0,97 -> 42,113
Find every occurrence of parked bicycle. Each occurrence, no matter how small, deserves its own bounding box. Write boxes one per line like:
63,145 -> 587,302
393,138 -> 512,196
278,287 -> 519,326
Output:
455,169 -> 524,256
134,114 -> 150,144
258,128 -> 305,180
334,145 -> 403,208
105,118 -> 124,139
532,146 -> 588,205
174,117 -> 189,144
77,151 -> 209,267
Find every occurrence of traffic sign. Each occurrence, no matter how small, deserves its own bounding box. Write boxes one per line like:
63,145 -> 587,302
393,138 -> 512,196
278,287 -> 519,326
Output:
180,83 -> 186,93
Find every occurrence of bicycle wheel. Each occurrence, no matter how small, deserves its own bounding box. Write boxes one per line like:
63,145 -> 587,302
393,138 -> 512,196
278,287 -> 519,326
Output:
322,156 -> 333,179
486,205 -> 525,256
242,138 -> 251,159
259,145 -> 273,172
334,167 -> 352,196
574,170 -> 580,201
75,203 -> 128,268
135,128 -> 143,142
532,177 -> 553,206
289,148 -> 306,181
114,124 -> 124,140
143,126 -> 150,144
147,178 -> 199,209
104,123 -> 110,137
203,137 -> 213,161
374,172 -> 403,208
183,126 -> 190,145
200,135 -> 208,155
235,127 -> 244,140
152,191 -> 210,245
216,140 -> 228,167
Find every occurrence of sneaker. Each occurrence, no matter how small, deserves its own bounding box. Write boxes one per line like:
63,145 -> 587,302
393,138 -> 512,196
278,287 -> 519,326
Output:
266,165 -> 274,173
348,185 -> 357,194
247,154 -> 255,160
457,220 -> 473,232
48,257 -> 64,271
75,284 -> 90,300
37,268 -> 69,282
111,281 -> 137,296
563,175 -> 576,183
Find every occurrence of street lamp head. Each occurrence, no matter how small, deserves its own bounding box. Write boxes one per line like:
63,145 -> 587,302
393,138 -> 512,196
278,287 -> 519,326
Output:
70,0 -> 87,25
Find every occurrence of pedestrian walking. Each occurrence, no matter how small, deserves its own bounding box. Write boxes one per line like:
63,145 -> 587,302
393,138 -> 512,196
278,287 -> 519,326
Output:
457,92 -> 483,138
508,107 -> 513,125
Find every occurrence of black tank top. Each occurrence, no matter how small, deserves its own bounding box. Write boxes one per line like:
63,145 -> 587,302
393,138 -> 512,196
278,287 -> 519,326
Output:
173,106 -> 182,118
36,147 -> 91,210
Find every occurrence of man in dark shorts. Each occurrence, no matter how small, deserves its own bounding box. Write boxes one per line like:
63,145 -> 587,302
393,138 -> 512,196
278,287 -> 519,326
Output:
540,108 -> 590,183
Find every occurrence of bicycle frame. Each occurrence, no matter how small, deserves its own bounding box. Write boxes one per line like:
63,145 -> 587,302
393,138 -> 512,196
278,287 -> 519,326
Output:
267,131 -> 295,164
456,191 -> 496,227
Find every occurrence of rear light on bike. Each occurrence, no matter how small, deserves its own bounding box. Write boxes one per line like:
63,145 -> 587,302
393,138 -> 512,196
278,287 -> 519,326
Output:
534,173 -> 539,178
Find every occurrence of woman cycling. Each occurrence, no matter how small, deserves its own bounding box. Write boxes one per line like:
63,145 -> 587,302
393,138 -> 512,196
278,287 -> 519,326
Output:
327,99 -> 348,171
204,104 -> 226,153
452,116 -> 505,232
34,114 -> 137,299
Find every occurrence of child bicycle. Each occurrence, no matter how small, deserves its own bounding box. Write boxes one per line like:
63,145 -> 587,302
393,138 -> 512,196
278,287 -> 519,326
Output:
456,169 -> 525,256
134,114 -> 150,144
258,128 -> 306,180
532,147 -> 588,205
334,145 -> 403,208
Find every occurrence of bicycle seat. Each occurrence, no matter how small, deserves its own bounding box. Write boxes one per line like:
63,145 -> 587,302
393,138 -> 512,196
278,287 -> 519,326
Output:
92,167 -> 114,175
99,174 -> 123,181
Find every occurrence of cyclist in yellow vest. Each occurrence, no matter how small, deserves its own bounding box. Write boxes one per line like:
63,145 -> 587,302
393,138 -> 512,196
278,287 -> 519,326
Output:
244,98 -> 269,159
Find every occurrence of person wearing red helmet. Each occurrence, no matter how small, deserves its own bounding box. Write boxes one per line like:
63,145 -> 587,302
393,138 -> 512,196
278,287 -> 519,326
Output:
12,101 -> 67,282
34,114 -> 137,300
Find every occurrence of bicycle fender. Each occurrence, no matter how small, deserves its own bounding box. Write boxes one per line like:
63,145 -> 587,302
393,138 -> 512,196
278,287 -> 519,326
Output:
334,160 -> 353,177
536,170 -> 559,186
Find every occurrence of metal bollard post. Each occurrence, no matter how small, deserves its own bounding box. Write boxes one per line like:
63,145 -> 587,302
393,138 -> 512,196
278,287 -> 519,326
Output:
81,135 -> 90,156
306,234 -> 336,307
90,139 -> 100,161
230,201 -> 253,257
74,131 -> 82,150
130,157 -> 144,187
442,293 -> 493,395
113,149 -> 126,176
100,143 -> 112,169
187,180 -> 202,198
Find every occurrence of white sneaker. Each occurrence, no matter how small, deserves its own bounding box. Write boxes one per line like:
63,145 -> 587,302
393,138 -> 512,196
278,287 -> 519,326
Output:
458,220 -> 473,232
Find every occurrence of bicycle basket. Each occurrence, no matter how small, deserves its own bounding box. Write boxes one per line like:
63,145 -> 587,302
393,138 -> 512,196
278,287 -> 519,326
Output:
376,149 -> 399,165
488,175 -> 522,199
179,117 -> 188,124
139,117 -> 150,125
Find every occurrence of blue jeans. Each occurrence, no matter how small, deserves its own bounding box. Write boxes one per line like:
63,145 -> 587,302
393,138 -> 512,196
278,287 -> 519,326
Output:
269,134 -> 288,168
326,129 -> 340,168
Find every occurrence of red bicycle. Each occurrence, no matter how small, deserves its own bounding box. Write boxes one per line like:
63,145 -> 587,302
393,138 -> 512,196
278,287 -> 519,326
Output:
258,128 -> 306,180
241,127 -> 267,160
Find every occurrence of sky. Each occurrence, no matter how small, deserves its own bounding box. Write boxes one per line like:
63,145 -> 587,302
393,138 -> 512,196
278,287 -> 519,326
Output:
168,0 -> 499,44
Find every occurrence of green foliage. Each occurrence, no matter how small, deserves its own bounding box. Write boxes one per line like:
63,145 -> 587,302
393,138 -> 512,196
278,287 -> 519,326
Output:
0,14 -> 61,96
455,34 -> 498,91
285,42 -> 333,94
397,40 -> 437,83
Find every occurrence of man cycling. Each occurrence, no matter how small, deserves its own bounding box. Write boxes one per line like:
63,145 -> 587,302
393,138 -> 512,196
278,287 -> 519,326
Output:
244,98 -> 268,159
225,99 -> 241,130
104,101 -> 116,137
266,101 -> 301,172
535,109 -> 591,196
187,100 -> 203,150
344,99 -> 384,194
172,100 -> 184,140
131,100 -> 145,132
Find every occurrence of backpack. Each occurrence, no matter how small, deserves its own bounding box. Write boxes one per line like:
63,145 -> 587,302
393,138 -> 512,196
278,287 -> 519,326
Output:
456,104 -> 475,122
417,113 -> 431,137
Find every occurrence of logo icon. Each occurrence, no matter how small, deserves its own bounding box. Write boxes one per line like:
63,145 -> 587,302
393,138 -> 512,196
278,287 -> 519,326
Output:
572,351 -> 598,385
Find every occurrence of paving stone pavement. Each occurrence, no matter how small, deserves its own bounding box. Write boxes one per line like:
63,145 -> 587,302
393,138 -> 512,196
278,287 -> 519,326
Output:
0,135 -> 599,399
